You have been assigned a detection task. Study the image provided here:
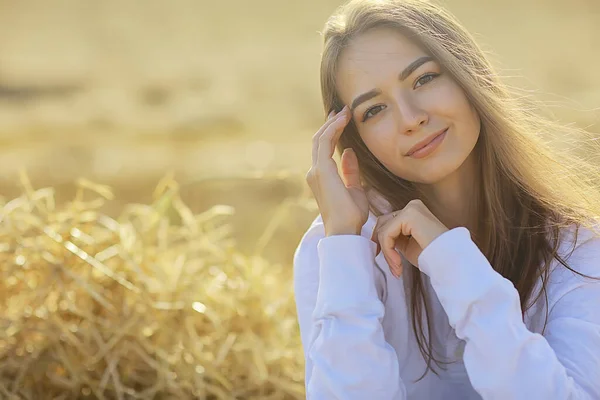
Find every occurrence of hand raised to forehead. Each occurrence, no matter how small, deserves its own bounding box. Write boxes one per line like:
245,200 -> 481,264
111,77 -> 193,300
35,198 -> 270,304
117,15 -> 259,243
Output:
306,106 -> 369,237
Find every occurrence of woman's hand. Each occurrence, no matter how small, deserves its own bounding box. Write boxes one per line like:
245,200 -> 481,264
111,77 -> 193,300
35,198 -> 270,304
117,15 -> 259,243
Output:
370,200 -> 449,278
306,106 -> 369,237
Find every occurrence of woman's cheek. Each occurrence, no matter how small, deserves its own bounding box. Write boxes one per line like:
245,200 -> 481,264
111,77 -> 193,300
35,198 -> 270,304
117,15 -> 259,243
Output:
426,84 -> 458,110
369,122 -> 396,154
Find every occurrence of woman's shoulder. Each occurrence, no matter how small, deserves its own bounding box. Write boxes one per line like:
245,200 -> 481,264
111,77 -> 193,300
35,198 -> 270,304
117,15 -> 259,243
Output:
546,221 -> 600,296
558,219 -> 600,243
555,221 -> 600,269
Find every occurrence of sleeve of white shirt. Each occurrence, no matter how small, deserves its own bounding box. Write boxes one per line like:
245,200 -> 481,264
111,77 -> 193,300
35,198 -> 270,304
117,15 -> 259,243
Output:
293,218 -> 406,399
417,226 -> 600,400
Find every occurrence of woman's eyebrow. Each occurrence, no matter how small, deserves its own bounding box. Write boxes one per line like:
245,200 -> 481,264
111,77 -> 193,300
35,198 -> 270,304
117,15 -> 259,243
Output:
350,89 -> 382,112
399,56 -> 434,81
350,55 -> 434,112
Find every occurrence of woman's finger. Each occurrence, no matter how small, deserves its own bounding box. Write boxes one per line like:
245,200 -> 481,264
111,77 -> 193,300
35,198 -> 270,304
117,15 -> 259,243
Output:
371,213 -> 407,277
379,227 -> 403,276
378,212 -> 411,277
378,234 -> 402,278
341,148 -> 361,189
316,106 -> 350,166
371,212 -> 398,260
370,213 -> 395,248
311,109 -> 344,166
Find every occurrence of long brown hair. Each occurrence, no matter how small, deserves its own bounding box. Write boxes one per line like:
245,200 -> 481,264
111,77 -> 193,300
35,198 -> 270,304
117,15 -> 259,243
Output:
320,0 -> 600,381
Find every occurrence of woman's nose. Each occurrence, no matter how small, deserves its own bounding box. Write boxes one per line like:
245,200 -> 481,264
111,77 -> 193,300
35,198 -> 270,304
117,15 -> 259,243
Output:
394,97 -> 429,134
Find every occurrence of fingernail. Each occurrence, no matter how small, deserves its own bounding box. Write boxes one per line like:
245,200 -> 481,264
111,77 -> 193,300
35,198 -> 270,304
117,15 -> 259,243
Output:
328,110 -> 335,119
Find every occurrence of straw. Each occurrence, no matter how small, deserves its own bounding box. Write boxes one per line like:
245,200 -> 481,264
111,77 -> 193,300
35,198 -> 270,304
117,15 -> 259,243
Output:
0,173 -> 305,399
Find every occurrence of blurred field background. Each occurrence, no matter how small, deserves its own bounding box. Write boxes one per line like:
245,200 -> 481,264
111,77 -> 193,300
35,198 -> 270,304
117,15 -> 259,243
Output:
1,0 -> 600,262
0,0 -> 599,397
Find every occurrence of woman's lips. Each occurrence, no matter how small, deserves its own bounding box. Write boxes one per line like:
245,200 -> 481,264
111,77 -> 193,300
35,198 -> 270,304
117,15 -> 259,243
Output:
407,128 -> 448,159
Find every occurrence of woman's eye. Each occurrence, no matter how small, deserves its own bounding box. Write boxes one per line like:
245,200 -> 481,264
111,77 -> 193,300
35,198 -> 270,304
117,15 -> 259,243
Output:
414,73 -> 439,88
362,105 -> 385,122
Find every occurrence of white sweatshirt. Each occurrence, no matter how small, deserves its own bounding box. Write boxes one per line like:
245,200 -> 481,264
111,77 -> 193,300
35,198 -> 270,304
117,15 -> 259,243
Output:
293,212 -> 600,399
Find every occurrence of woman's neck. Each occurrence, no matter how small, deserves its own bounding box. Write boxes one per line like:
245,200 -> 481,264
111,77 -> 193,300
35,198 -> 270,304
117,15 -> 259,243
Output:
415,150 -> 480,235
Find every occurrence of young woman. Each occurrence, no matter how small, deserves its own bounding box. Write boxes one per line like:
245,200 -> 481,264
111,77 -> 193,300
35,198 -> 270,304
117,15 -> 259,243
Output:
293,0 -> 600,398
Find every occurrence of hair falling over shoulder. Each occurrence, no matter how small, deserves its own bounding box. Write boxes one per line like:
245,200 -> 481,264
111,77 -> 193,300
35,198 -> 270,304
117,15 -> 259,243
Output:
319,0 -> 600,381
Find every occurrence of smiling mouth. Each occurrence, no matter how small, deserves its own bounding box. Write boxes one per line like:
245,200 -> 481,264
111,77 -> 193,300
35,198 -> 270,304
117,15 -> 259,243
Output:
406,128 -> 448,159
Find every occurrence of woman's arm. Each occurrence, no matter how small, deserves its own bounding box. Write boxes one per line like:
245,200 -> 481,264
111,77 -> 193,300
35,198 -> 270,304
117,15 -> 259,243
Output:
418,227 -> 600,399
293,218 -> 406,399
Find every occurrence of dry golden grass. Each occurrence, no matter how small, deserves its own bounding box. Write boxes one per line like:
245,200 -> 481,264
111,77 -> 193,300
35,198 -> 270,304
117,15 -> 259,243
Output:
0,173 -> 313,399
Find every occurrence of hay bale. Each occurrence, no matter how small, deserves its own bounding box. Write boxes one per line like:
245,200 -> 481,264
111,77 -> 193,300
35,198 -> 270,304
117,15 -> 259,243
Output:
0,173 -> 304,399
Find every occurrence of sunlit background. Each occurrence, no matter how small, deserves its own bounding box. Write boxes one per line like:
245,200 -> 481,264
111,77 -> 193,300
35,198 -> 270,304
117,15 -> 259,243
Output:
1,0 -> 600,261
0,0 -> 599,397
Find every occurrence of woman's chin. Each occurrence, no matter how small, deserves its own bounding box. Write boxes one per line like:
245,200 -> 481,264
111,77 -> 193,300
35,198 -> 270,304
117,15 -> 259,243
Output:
403,153 -> 467,185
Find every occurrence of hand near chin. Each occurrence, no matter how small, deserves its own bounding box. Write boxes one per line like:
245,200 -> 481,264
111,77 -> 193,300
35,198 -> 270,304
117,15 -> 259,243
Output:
306,105 -> 369,237
370,200 -> 449,278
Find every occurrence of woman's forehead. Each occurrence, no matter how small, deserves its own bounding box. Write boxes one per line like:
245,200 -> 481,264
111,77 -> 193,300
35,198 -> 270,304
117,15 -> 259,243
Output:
335,29 -> 431,100
343,27 -> 423,56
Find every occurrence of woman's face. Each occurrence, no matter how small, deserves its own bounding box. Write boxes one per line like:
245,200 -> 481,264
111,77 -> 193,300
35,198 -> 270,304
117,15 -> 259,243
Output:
336,27 -> 481,184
